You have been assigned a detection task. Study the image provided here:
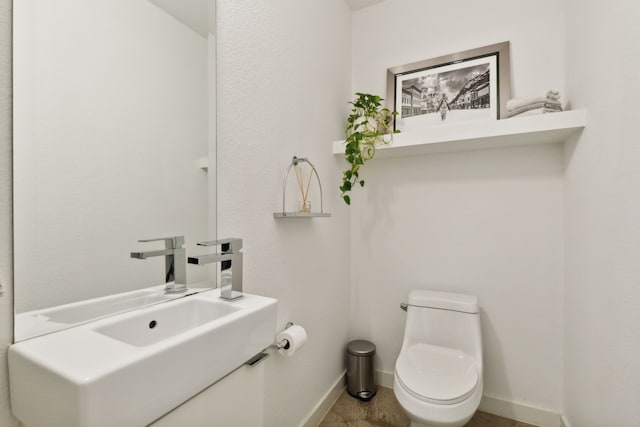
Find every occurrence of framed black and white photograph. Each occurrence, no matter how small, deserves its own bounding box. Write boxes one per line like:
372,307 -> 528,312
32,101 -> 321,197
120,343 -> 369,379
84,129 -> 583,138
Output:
386,42 -> 510,132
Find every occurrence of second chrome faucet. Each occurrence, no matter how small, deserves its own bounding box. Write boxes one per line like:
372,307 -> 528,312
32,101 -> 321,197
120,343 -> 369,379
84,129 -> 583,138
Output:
188,238 -> 243,301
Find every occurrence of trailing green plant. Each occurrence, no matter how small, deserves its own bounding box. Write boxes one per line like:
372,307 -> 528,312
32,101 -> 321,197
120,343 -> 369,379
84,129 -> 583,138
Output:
339,92 -> 399,205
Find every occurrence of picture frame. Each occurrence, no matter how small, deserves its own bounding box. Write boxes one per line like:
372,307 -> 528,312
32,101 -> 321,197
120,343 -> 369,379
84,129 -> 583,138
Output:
386,41 -> 510,132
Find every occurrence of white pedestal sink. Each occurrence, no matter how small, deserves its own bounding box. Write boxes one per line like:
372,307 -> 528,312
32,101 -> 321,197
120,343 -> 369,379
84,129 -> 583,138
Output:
8,289 -> 277,427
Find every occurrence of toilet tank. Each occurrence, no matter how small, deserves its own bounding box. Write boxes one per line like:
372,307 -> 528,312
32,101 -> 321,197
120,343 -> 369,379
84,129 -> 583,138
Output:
402,290 -> 482,366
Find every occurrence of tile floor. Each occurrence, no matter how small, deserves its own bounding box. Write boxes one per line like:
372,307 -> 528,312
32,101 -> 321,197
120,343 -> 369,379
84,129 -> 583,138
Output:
318,387 -> 539,427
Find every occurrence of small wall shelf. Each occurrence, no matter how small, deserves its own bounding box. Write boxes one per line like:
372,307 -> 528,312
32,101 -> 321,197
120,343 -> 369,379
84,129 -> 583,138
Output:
273,212 -> 332,219
273,156 -> 331,219
332,109 -> 586,158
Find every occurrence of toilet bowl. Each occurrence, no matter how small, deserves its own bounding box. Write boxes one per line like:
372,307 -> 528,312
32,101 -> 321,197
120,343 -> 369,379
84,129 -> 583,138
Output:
393,290 -> 483,427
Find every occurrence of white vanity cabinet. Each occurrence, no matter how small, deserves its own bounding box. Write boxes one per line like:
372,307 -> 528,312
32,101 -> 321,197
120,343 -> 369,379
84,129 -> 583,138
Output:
151,364 -> 265,427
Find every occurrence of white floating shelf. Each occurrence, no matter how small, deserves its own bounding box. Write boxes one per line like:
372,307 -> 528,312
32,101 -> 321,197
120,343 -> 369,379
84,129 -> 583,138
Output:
332,109 -> 586,158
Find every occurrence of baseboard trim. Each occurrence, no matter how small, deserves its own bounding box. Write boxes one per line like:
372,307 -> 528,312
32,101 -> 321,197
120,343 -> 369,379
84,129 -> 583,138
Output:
299,370 -> 346,427
375,369 -> 394,388
378,370 -> 565,427
479,395 -> 563,427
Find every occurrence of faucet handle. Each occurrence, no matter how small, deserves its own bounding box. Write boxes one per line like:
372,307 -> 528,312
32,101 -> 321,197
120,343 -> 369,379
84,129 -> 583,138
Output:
197,238 -> 242,252
138,236 -> 185,249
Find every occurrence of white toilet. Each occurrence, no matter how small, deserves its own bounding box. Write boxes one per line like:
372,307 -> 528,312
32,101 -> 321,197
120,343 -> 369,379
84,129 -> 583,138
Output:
393,290 -> 483,427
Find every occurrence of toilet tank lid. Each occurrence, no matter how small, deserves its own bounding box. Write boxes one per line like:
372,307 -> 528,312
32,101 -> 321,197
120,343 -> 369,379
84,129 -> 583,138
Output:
408,290 -> 478,314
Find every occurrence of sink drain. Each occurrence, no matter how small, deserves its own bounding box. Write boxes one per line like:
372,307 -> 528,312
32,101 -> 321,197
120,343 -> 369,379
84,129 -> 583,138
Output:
148,320 -> 157,329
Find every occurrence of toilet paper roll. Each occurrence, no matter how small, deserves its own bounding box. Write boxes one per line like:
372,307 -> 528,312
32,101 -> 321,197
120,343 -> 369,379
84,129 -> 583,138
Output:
277,325 -> 308,357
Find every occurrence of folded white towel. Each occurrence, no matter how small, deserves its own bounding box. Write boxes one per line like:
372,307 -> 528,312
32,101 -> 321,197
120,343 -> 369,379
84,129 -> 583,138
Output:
508,90 -> 562,112
508,107 -> 544,118
507,96 -> 546,111
507,102 -> 546,117
544,102 -> 563,111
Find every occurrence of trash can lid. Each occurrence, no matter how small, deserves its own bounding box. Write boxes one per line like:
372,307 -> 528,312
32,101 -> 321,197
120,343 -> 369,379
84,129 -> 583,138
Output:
347,340 -> 376,356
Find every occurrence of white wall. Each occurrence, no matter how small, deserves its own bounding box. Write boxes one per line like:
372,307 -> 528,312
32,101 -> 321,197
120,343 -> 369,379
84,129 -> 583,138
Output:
351,0 -> 566,412
351,0 -> 565,102
13,0 -> 209,313
564,1 -> 640,425
216,1 -> 352,426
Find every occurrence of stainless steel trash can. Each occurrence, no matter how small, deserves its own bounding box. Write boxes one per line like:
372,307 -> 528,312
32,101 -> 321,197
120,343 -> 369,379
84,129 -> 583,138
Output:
346,340 -> 377,401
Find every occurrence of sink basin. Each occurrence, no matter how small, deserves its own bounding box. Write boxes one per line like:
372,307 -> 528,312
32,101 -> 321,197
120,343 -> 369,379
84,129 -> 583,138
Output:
96,298 -> 240,347
9,289 -> 277,427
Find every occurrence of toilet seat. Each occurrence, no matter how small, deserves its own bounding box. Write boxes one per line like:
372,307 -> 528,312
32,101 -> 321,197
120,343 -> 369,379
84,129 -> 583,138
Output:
395,343 -> 479,405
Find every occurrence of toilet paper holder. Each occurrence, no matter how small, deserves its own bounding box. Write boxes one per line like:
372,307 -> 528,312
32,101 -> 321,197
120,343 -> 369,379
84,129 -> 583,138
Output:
244,322 -> 297,368
272,322 -> 294,349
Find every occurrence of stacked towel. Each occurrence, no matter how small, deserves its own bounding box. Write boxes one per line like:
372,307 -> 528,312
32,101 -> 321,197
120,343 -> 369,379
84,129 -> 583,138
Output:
507,90 -> 563,118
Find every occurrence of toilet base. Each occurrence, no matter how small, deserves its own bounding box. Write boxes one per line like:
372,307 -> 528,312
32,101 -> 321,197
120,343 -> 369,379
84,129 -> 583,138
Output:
393,374 -> 482,427
408,414 -> 473,427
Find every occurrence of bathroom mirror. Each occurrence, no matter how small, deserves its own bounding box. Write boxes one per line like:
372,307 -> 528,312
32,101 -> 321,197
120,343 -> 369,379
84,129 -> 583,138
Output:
13,0 -> 217,341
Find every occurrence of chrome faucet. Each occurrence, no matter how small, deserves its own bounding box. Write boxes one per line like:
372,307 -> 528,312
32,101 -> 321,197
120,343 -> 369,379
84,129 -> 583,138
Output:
130,236 -> 187,294
188,238 -> 243,301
